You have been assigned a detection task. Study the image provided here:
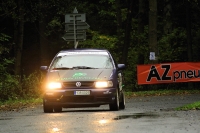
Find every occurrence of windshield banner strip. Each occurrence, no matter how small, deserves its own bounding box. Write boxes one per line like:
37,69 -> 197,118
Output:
57,52 -> 108,56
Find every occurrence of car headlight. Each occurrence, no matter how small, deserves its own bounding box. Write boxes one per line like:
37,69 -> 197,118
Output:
46,82 -> 62,90
95,81 -> 113,88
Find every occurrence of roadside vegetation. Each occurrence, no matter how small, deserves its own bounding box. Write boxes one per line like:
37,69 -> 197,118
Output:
0,98 -> 42,111
125,89 -> 200,97
0,71 -> 44,111
176,101 -> 200,111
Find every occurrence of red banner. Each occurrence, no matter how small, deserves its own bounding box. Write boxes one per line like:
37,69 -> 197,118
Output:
137,62 -> 200,85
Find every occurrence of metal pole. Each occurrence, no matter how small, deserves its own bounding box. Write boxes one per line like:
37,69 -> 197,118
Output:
75,41 -> 79,49
73,15 -> 76,49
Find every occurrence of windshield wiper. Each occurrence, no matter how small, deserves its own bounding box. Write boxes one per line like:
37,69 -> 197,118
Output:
52,67 -> 72,70
72,66 -> 98,69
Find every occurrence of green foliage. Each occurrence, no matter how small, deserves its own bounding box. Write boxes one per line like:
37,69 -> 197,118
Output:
0,71 -> 43,101
16,72 -> 43,98
0,33 -> 15,101
176,101 -> 200,111
0,33 -> 11,54
99,0 -> 116,17
123,19 -> 149,91
0,59 -> 17,101
0,0 -> 17,19
158,28 -> 187,62
79,30 -> 117,49
0,33 -> 11,42
46,16 -> 63,36
0,33 -> 42,101
191,27 -> 200,61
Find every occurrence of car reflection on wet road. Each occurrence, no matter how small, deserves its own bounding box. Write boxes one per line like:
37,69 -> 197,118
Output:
0,94 -> 200,133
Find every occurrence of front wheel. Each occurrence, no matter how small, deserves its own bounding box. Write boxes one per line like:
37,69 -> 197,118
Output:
54,106 -> 62,112
43,100 -> 53,113
119,91 -> 125,109
109,90 -> 119,111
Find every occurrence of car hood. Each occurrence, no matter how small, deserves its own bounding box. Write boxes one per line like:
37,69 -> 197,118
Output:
47,69 -> 113,82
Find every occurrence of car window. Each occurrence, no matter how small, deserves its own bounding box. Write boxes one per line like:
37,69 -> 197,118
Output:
50,54 -> 114,69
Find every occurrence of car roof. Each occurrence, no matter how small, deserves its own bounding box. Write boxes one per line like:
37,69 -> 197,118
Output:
59,48 -> 109,53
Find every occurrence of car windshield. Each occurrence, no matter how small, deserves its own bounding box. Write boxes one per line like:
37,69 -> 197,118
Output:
50,53 -> 114,70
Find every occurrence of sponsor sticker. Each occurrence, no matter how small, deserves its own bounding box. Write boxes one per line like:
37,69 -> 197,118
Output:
73,72 -> 87,77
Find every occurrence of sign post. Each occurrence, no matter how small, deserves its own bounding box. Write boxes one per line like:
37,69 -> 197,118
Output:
63,8 -> 90,49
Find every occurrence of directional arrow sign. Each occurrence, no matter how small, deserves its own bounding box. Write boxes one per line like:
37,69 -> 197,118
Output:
63,8 -> 90,48
62,32 -> 86,41
65,14 -> 86,23
65,22 -> 90,32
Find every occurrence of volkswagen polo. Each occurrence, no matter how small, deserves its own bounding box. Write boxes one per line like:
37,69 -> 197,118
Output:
40,49 -> 125,113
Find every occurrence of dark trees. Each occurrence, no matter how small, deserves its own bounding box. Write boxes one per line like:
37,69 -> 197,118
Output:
38,0 -> 49,66
121,0 -> 134,64
163,0 -> 172,34
1,0 -> 200,91
137,0 -> 146,64
186,0 -> 192,62
14,0 -> 24,75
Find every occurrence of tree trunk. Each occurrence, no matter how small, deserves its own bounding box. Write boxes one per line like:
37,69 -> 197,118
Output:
149,0 -> 157,64
121,0 -> 134,64
115,0 -> 123,59
39,0 -> 49,66
137,0 -> 145,64
14,0 -> 24,76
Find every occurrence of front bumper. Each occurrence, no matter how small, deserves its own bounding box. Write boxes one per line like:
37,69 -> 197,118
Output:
43,88 -> 117,108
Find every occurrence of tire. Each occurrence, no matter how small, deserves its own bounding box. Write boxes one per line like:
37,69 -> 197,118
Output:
119,91 -> 125,110
43,100 -> 53,113
109,90 -> 119,111
54,106 -> 62,112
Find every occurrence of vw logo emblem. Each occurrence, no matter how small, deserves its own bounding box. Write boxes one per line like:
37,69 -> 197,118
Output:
76,82 -> 81,87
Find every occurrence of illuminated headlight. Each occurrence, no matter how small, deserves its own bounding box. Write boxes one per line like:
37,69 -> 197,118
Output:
95,81 -> 113,88
46,82 -> 62,90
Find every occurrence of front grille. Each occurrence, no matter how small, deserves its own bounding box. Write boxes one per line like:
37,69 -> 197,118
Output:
61,96 -> 94,103
96,97 -> 110,102
63,81 -> 94,88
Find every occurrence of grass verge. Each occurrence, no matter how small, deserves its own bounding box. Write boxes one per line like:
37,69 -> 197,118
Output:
125,89 -> 200,97
0,98 -> 42,111
176,101 -> 200,111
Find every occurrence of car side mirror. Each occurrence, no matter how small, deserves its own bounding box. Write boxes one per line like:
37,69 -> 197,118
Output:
40,66 -> 48,71
118,64 -> 125,70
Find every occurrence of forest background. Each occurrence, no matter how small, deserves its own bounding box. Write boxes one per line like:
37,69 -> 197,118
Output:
0,0 -> 200,101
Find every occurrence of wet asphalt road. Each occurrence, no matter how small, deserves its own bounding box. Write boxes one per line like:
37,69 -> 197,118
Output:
0,94 -> 200,133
